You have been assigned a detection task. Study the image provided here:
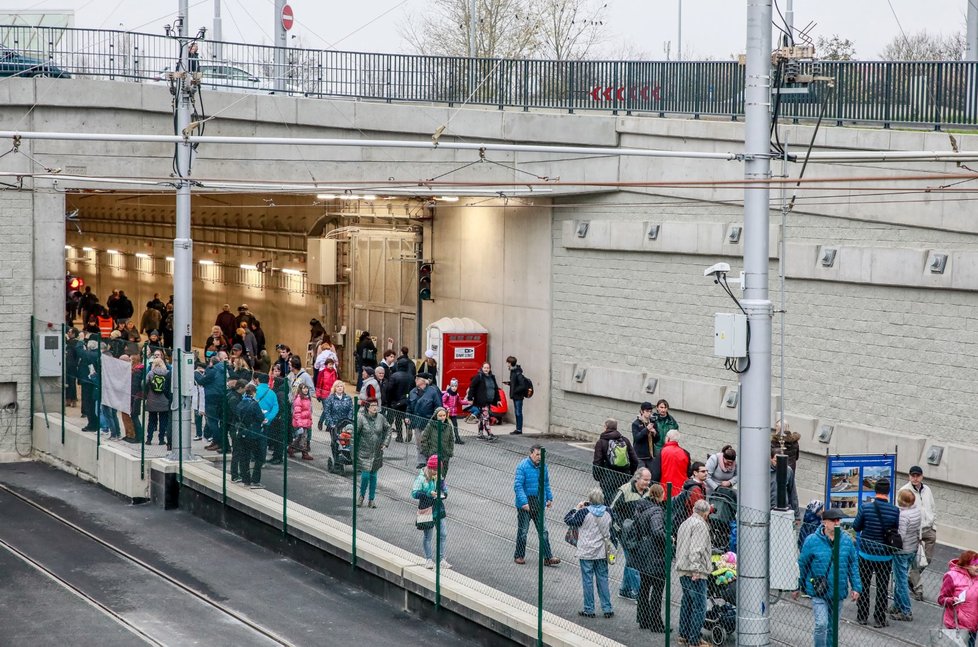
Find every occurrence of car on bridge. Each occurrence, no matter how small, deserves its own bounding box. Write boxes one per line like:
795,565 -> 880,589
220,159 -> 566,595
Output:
155,63 -> 300,95
0,47 -> 70,78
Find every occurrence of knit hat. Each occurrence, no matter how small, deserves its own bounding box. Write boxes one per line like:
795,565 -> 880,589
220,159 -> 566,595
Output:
425,349 -> 436,359
426,455 -> 440,470
362,366 -> 374,376
806,499 -> 824,514
149,329 -> 160,337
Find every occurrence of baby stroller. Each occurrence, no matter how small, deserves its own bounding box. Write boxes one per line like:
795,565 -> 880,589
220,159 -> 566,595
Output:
326,419 -> 354,474
708,486 -> 738,551
704,552 -> 737,645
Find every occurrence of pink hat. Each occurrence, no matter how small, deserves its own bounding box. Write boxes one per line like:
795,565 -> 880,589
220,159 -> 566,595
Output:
426,455 -> 440,470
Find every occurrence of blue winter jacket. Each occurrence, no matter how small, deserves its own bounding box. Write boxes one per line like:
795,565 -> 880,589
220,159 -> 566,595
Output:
513,456 -> 553,509
194,362 -> 227,413
852,497 -> 900,560
797,527 -> 862,599
254,383 -> 280,426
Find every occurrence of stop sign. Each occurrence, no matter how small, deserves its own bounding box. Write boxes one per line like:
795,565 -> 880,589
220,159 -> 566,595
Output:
281,4 -> 294,31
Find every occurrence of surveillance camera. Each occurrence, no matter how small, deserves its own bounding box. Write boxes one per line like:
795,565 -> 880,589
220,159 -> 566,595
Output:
704,262 -> 731,278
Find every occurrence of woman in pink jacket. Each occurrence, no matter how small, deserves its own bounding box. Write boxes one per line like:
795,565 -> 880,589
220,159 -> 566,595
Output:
938,550 -> 978,647
290,383 -> 314,460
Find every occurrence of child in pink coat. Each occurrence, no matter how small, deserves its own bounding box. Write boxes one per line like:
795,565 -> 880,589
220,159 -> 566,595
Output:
290,383 -> 314,460
441,377 -> 467,445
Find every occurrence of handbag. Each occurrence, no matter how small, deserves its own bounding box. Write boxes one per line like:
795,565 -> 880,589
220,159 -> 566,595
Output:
809,550 -> 835,599
916,541 -> 930,569
564,525 -> 579,547
930,609 -> 969,647
416,507 -> 435,530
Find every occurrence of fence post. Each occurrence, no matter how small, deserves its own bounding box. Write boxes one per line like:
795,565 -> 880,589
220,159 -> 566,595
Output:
351,399 -> 359,568
435,419 -> 443,610
831,525 -> 841,647
61,322 -> 66,444
221,380 -> 227,505
177,349 -> 183,484
140,344 -> 147,480
282,416 -> 288,537
536,446 -> 546,647
665,482 -> 674,645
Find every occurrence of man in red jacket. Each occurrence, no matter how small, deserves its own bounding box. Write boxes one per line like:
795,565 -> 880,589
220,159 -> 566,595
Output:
659,430 -> 691,497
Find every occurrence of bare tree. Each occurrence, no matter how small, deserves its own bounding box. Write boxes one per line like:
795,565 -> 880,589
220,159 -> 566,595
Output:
400,0 -> 607,60
535,0 -> 608,61
815,34 -> 856,61
880,30 -> 965,61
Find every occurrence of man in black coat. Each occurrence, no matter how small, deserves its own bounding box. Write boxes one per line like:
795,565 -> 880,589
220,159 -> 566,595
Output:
383,366 -> 414,442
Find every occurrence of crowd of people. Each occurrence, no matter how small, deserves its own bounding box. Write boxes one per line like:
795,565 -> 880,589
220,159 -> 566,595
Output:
63,294 -> 973,646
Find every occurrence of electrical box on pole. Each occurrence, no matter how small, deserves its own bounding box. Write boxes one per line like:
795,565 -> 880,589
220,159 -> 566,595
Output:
714,313 -> 747,358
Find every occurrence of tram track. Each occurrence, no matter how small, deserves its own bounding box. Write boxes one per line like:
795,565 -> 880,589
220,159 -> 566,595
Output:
0,483 -> 296,647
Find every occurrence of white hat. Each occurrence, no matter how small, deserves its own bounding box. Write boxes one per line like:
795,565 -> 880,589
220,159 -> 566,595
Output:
424,349 -> 435,359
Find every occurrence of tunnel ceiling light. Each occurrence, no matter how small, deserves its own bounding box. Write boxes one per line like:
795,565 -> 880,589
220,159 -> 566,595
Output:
135,253 -> 151,259
198,259 -> 215,265
82,247 -> 94,252
437,196 -> 459,202
166,256 -> 175,261
316,193 -> 336,200
339,194 -> 358,200
106,249 -> 119,255
281,268 -> 302,275
64,245 -> 72,250
362,195 -> 377,201
240,264 -> 258,271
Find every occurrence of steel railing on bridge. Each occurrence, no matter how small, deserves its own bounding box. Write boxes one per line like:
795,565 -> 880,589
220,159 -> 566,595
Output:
3,25 -> 977,130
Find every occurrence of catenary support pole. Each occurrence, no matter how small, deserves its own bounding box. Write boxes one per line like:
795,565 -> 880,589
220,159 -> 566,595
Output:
170,0 -> 195,464
738,0 -> 774,645
468,0 -> 477,58
784,0 -> 794,46
677,0 -> 683,61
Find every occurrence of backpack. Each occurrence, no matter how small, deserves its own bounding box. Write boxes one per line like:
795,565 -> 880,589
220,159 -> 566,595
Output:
150,374 -> 167,394
872,501 -> 903,550
607,438 -> 630,468
522,375 -> 534,398
620,517 -> 640,551
360,345 -> 376,364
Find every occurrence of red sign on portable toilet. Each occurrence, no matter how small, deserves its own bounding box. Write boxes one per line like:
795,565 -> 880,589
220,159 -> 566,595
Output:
281,4 -> 294,31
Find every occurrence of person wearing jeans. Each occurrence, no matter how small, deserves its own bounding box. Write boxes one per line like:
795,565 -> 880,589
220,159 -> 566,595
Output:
675,499 -> 713,646
891,488 -> 922,620
513,445 -> 560,566
796,508 -> 862,647
565,488 -> 614,618
505,356 -> 528,435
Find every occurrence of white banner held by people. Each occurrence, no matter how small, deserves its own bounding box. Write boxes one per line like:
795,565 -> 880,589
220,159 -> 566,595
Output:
100,355 -> 132,415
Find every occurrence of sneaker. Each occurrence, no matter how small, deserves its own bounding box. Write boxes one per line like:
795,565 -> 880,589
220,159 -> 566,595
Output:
455,438 -> 465,445
368,500 -> 377,508
510,430 -> 523,435
357,496 -> 365,507
603,612 -> 614,619
424,559 -> 434,570
618,591 -> 638,602
301,453 -> 314,461
676,639 -> 688,647
891,611 -> 913,622
514,557 -> 526,565
440,560 -> 452,570
578,611 -> 595,618
268,459 -> 283,465
193,435 -> 203,441
486,434 -> 499,442
249,483 -> 265,490
231,476 -> 242,483
544,558 -> 561,567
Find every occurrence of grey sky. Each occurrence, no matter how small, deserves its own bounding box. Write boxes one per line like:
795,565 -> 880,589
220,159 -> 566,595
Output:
0,0 -> 971,60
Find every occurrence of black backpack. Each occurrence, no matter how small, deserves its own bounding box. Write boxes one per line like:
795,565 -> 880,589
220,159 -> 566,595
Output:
873,501 -> 903,550
521,375 -> 534,398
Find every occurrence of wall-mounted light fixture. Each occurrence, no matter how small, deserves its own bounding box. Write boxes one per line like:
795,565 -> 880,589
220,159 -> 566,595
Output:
928,253 -> 948,274
926,445 -> 944,466
574,367 -> 587,382
817,425 -> 834,443
726,225 -> 742,244
576,221 -> 590,238
819,247 -> 838,268
644,377 -> 658,393
647,224 -> 660,240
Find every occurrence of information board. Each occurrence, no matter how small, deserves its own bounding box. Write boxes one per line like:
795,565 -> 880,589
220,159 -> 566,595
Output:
824,453 -> 897,518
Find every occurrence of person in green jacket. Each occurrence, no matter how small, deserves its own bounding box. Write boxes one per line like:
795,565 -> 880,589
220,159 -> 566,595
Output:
419,407 -> 455,477
356,398 -> 392,508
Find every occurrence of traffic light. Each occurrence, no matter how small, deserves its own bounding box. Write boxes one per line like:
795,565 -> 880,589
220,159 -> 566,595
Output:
66,274 -> 84,294
418,262 -> 433,301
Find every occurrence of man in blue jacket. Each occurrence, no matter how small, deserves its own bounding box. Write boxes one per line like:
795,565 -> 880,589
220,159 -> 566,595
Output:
794,508 -> 861,647
513,445 -> 560,567
852,479 -> 900,628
